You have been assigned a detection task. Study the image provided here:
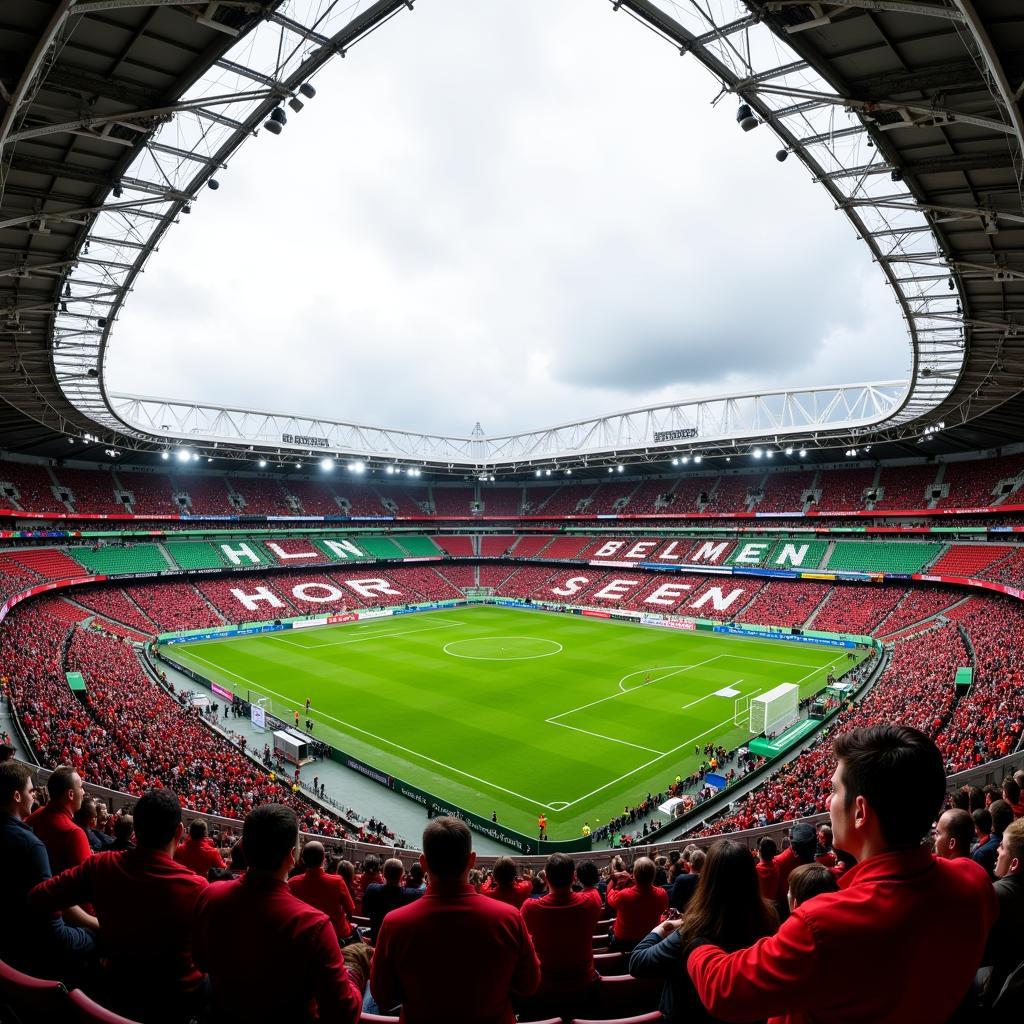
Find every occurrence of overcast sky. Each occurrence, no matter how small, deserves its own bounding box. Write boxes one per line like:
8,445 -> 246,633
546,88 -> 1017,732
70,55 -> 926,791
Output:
105,0 -> 908,437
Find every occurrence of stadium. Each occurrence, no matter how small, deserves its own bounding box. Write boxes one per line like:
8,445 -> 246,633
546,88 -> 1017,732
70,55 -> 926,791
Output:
1,1 -> 1023,1022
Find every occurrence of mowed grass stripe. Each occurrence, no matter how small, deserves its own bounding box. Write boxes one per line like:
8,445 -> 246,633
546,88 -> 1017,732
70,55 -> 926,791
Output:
168,606 -> 863,838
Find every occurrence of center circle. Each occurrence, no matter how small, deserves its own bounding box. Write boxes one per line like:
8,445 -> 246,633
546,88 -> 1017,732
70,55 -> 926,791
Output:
442,636 -> 564,661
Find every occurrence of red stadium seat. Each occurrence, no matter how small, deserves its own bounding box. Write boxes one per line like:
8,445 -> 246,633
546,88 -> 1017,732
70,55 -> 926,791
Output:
571,1014 -> 664,1024
0,959 -> 68,1023
579,975 -> 661,1020
593,952 -> 629,976
68,989 -> 142,1023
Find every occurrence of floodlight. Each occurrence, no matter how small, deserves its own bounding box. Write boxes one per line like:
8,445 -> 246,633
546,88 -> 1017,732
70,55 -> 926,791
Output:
97,317 -> 107,327
752,449 -> 762,459
112,184 -> 122,198
161,451 -> 169,460
785,447 -> 793,456
386,466 -> 394,475
608,467 -> 613,473
299,83 -> 316,99
208,179 -> 219,190
535,469 -> 541,477
775,150 -> 789,162
288,98 -> 304,113
890,168 -> 903,182
321,458 -> 334,471
350,461 -> 366,473
693,455 -> 702,465
545,469 -> 552,476
681,456 -> 690,464
617,465 -> 624,473
565,469 -> 572,475
192,453 -> 200,461
264,120 -> 282,136
766,450 -> 774,458
207,457 -> 213,463
270,107 -> 287,126
736,104 -> 758,132
725,457 -> 731,463
258,460 -> 267,468
799,449 -> 807,457
176,449 -> 191,463
296,463 -> 303,469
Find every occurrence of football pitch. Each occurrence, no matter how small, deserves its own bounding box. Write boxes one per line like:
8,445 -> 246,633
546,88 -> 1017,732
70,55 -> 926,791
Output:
165,606 -> 865,840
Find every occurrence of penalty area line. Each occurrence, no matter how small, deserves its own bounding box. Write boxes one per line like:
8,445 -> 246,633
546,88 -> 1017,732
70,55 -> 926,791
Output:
545,718 -> 666,756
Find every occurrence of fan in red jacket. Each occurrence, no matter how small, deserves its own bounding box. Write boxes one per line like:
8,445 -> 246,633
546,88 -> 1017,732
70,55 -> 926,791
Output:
687,725 -> 999,1024
173,819 -> 225,877
481,856 -> 533,909
606,856 -> 668,950
27,767 -> 91,875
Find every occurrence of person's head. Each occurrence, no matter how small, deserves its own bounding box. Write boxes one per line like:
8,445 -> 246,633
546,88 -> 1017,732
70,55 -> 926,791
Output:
789,822 -> 818,863
337,859 -> 355,886
491,856 -> 517,887
633,857 -> 656,887
133,789 -> 183,852
1015,770 -> 1024,791
973,807 -> 992,839
830,725 -> 944,856
545,852 -> 575,892
407,862 -> 424,887
0,762 -> 34,818
114,814 -> 134,844
420,816 -> 474,883
689,848 -> 706,874
361,854 -> 381,875
242,804 -> 298,875
47,766 -> 85,813
0,743 -> 16,763
967,786 -> 985,812
983,784 -> 1001,807
934,808 -> 974,860
75,798 -> 98,830
571,860 -> 595,889
300,841 -> 326,870
677,840 -> 776,948
758,837 -> 777,864
787,863 -> 839,910
611,855 -> 625,873
995,819 -> 1024,879
990,800 -> 1014,837
189,819 -> 208,842
383,858 -> 404,885
1002,777 -> 1021,806
817,825 -> 833,850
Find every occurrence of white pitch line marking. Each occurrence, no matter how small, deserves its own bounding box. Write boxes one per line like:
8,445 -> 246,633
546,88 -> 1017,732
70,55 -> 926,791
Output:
267,620 -> 466,650
173,649 -> 559,812
545,719 -> 666,755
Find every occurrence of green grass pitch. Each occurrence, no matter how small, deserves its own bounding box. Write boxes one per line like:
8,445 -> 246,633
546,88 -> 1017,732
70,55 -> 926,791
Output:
166,605 -> 865,839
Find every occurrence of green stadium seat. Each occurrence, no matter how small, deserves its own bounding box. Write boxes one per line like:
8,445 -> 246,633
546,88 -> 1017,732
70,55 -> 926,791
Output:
824,541 -> 941,574
395,535 -> 442,557
69,544 -> 168,575
356,535 -> 406,559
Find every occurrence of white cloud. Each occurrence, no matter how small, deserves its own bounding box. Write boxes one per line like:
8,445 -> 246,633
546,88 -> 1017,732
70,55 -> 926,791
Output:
106,0 -> 907,436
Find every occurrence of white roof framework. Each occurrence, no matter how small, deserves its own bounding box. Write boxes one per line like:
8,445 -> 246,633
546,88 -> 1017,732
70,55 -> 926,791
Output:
2,1 -> 1023,470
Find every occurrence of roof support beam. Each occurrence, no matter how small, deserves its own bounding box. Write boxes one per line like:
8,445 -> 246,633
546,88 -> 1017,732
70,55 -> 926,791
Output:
764,1 -> 966,21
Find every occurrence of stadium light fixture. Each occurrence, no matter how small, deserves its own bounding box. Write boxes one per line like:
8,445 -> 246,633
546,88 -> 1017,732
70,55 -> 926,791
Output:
565,469 -> 572,475
161,451 -> 169,460
799,449 -> 807,458
785,447 -> 793,456
776,150 -> 789,162
176,448 -> 191,463
299,83 -> 316,99
725,457 -> 731,463
321,458 -> 334,471
681,456 -> 690,464
671,458 -> 679,466
535,469 -> 541,477
607,467 -> 613,473
385,466 -> 394,475
208,179 -> 220,191
545,469 -> 552,476
736,104 -> 759,132
192,453 -> 201,461
258,459 -> 267,468
766,450 -> 774,459
350,461 -> 366,473
752,449 -> 762,459
617,465 -> 624,473
693,455 -> 702,465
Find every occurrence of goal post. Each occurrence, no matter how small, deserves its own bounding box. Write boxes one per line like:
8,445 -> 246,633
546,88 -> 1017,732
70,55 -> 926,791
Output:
733,695 -> 751,727
749,683 -> 800,737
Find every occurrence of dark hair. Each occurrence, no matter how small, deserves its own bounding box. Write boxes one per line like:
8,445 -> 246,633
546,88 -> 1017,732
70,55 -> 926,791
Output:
492,856 -> 517,886
983,783 -> 1001,804
677,840 -> 778,949
338,859 -> 356,887
47,766 -> 78,801
952,789 -> 970,811
422,817 -> 472,880
576,860 -> 599,887
833,725 -> 944,848
361,854 -> 381,874
229,839 -> 247,871
788,863 -> 839,907
973,808 -> 992,835
134,789 -> 182,848
967,786 -> 985,812
545,852 -> 575,889
990,799 -> 1014,836
301,842 -> 326,869
407,862 -> 425,887
758,837 -> 777,863
75,799 -> 98,828
242,804 -> 297,871
1003,777 -> 1021,804
0,762 -> 32,804
114,815 -> 134,843
939,808 -> 974,854
189,819 -> 208,841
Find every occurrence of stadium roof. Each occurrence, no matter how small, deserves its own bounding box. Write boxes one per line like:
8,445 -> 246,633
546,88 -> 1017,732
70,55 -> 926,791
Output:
1,1 -> 1022,474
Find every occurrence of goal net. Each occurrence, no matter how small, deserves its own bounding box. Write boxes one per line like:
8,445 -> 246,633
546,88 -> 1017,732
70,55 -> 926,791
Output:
733,695 -> 752,727
749,683 -> 800,736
